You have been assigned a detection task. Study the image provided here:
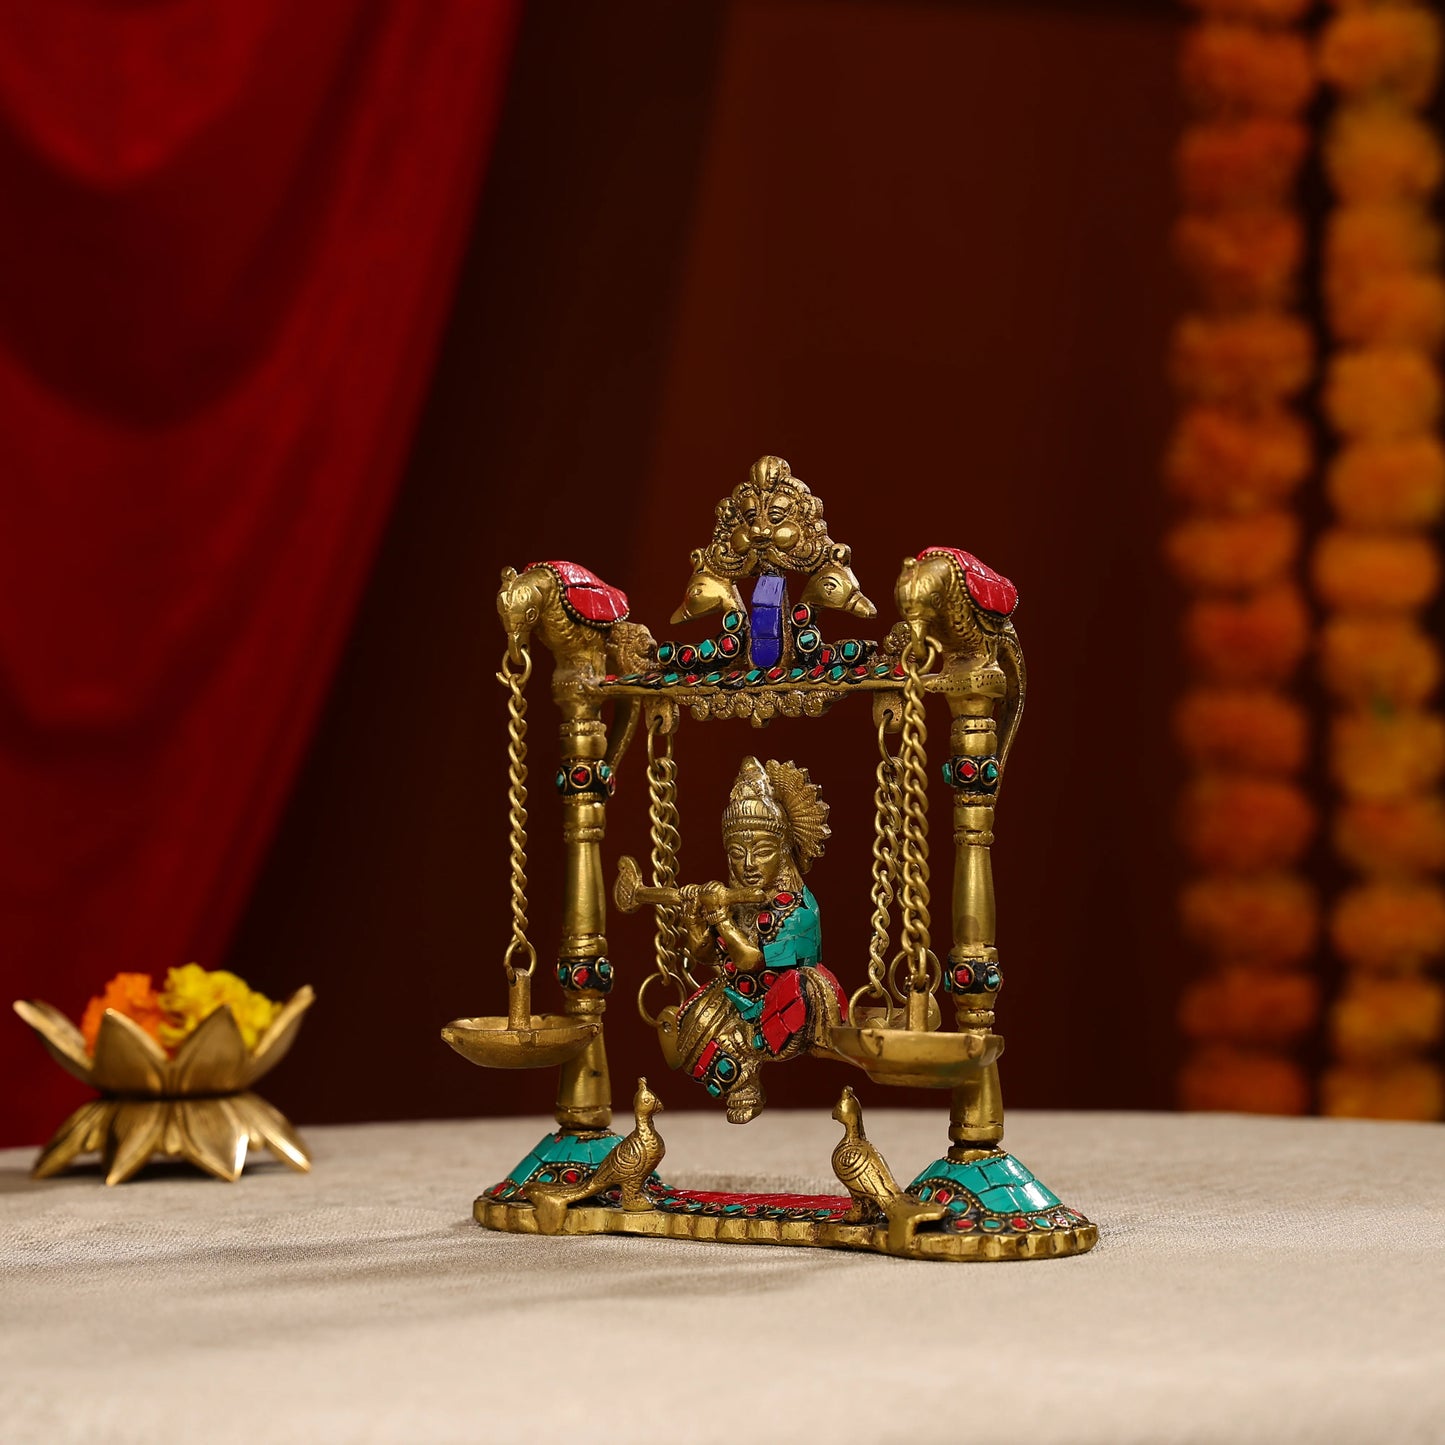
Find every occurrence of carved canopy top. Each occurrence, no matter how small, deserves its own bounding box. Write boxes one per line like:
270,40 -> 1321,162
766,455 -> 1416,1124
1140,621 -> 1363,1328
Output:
699,455 -> 837,578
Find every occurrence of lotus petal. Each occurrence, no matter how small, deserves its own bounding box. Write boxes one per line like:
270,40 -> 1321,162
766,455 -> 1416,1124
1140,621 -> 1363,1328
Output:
92,1011 -> 170,1095
178,1097 -> 248,1182
31,1100 -> 112,1179
81,1099 -> 113,1151
234,1092 -> 311,1173
171,1004 -> 248,1095
243,985 -> 315,1086
13,1000 -> 93,1085
105,1101 -> 167,1185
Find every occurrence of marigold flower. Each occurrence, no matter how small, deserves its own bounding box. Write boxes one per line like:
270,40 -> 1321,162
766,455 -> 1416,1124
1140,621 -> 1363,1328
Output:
1319,7 -> 1442,108
1313,528 -> 1440,612
1179,774 -> 1316,871
1324,346 -> 1442,439
81,973 -> 167,1055
1179,1044 -> 1309,1114
1173,688 -> 1308,773
1180,969 -> 1319,1047
1326,204 -> 1440,293
1331,709 -> 1445,801
1328,271 -> 1445,348
1171,313 -> 1313,405
1174,210 -> 1303,308
1325,105 -> 1442,205
1321,1060 -> 1443,1121
1183,583 -> 1310,682
1180,872 -> 1319,968
1181,24 -> 1315,118
1335,797 -> 1445,876
1332,878 -> 1445,970
157,963 -> 281,1051
1326,437 -> 1445,529
1177,120 -> 1309,209
1165,510 -> 1299,592
1165,406 -> 1311,512
1319,615 -> 1441,706
1330,976 -> 1445,1066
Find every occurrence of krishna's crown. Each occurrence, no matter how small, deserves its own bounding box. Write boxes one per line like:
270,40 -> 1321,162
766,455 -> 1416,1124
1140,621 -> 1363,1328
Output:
721,757 -> 830,870
722,758 -> 786,838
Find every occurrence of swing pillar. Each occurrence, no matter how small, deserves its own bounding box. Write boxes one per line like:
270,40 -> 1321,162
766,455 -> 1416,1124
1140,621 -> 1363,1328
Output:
555,714 -> 613,1131
943,690 -> 1006,1151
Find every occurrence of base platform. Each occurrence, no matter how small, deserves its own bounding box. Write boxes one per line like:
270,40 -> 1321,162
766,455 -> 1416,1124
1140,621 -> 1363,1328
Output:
476,1184 -> 1097,1262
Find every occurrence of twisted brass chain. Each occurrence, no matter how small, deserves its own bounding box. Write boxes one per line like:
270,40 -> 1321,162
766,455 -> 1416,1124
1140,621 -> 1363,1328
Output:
638,720 -> 689,1024
853,713 -> 904,1019
497,645 -> 537,979
891,639 -> 940,997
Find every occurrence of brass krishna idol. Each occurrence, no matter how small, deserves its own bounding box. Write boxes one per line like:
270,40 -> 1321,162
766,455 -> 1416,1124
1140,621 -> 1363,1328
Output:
444,456 -> 1096,1261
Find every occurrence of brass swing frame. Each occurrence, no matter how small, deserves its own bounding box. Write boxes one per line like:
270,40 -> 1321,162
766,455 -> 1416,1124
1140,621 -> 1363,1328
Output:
443,462 -> 1097,1261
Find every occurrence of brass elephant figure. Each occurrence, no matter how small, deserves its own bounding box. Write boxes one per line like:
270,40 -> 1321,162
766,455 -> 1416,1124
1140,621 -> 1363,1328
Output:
496,560 -> 655,761
893,546 -> 1026,776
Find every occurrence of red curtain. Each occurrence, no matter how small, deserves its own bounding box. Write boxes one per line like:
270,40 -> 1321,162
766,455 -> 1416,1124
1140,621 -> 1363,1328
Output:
0,1 -> 518,1143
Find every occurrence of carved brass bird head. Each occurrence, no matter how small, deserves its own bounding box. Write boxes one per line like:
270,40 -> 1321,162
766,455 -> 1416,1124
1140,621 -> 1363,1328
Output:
831,1085 -> 861,1128
634,1076 -> 663,1119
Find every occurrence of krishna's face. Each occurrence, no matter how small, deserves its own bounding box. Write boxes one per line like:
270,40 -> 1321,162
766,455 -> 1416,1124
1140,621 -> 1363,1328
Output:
728,482 -> 803,562
724,827 -> 786,891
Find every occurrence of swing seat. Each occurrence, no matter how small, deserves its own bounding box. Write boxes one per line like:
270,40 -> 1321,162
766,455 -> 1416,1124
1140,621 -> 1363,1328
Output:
442,1013 -> 599,1070
829,1019 -> 1003,1089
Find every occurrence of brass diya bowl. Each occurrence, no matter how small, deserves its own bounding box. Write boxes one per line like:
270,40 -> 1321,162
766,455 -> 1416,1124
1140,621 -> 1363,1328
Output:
829,1022 -> 1003,1089
14,987 -> 314,1185
441,1014 -> 599,1070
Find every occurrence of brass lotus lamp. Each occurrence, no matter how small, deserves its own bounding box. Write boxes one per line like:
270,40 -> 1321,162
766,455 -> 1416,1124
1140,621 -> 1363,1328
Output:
15,987 -> 314,1185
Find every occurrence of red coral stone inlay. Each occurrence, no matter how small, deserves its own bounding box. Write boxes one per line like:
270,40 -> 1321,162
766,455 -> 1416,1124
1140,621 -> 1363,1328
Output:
526,560 -> 630,623
918,546 -> 1018,617
760,969 -> 809,1054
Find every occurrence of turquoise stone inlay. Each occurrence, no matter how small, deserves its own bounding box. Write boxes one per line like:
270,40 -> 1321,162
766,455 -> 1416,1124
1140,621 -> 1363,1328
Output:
907,1153 -> 1063,1217
501,1129 -> 619,1190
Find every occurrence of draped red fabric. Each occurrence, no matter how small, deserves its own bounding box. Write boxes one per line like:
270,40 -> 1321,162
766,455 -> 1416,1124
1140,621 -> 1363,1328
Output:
0,1 -> 518,1143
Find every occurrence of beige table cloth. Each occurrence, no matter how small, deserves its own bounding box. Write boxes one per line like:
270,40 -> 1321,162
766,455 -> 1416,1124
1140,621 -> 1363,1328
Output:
2,1109 -> 1443,1444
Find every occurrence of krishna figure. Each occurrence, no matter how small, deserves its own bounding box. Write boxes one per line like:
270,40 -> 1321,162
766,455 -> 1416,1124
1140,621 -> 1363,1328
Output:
668,757 -> 846,1123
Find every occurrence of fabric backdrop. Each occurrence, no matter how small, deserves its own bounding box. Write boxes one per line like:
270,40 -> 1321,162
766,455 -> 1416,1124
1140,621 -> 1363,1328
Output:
0,0 -> 518,1144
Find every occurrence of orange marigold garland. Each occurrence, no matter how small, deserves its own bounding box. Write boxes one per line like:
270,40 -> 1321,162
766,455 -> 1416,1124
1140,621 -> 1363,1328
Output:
1317,0 -> 1445,1121
1168,1 -> 1319,1113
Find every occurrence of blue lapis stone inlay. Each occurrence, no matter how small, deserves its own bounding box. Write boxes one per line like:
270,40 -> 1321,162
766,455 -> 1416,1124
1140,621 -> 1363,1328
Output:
750,574 -> 787,669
